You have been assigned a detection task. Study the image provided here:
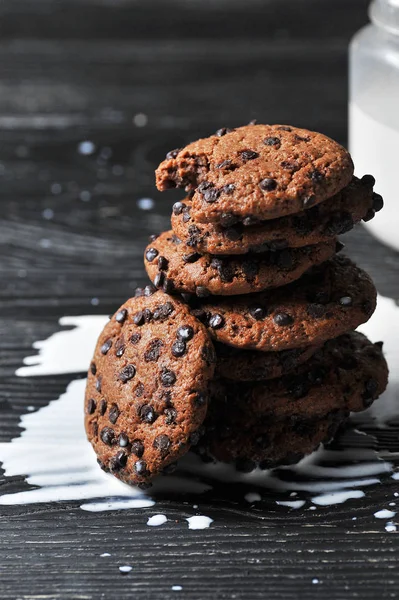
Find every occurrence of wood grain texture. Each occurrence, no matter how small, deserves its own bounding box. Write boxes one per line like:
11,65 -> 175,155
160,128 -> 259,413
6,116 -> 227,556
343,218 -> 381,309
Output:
1,1 -> 399,599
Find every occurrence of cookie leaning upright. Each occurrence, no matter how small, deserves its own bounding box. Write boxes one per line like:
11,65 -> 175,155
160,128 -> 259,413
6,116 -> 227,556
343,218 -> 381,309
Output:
85,290 -> 216,486
156,124 -> 354,224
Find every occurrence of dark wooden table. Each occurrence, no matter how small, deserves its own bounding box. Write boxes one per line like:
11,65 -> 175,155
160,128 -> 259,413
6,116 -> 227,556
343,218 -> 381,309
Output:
1,1 -> 399,598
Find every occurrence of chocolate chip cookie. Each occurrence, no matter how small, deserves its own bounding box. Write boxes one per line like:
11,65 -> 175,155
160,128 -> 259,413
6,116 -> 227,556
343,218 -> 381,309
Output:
156,123 -> 354,224
215,343 -> 320,381
85,290 -> 216,486
171,176 -> 380,255
198,332 -> 388,468
196,255 -> 376,351
196,410 -> 346,471
144,230 -> 337,296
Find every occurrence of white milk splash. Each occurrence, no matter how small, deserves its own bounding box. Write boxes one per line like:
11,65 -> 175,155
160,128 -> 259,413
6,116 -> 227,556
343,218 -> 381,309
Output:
0,294 -> 398,514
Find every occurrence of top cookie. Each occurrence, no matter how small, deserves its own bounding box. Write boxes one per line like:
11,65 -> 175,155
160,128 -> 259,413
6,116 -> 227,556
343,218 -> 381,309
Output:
156,124 -> 354,224
84,290 -> 216,486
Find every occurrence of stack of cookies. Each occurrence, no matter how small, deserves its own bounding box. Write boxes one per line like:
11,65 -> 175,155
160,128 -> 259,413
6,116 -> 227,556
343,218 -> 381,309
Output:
85,123 -> 388,486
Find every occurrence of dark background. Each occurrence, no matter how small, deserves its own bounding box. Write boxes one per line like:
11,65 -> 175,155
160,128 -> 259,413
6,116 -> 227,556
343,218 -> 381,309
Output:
1,1 -> 399,599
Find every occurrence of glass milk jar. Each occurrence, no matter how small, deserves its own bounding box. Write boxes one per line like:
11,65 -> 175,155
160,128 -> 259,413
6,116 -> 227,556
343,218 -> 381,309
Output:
349,0 -> 399,251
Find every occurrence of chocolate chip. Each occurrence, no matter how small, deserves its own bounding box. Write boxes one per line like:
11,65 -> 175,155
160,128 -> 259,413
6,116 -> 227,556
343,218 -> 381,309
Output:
160,368 -> 176,386
259,178 -> 277,191
144,339 -> 164,362
249,305 -> 265,320
95,376 -> 102,393
90,362 -> 97,375
115,308 -> 127,324
310,169 -> 324,182
154,272 -> 165,288
363,208 -> 376,222
166,148 -> 181,159
177,325 -> 194,341
143,308 -> 153,323
264,136 -> 280,146
209,314 -> 225,329
156,256 -> 168,272
361,174 -> 375,187
225,226 -> 242,241
219,212 -> 239,228
248,119 -> 257,125
134,287 -> 144,297
140,404 -> 157,424
119,364 -> 136,382
243,215 -> 261,226
239,150 -> 259,161
215,127 -> 232,136
86,398 -> 96,415
153,434 -> 171,454
182,211 -> 191,223
131,439 -> 144,457
190,308 -> 207,322
112,451 -> 127,470
153,302 -> 174,321
99,399 -> 107,416
212,258 -> 235,283
162,278 -> 174,293
222,184 -> 236,195
198,182 -> 220,203
172,340 -> 186,357
109,403 -> 120,424
119,433 -> 129,447
303,195 -> 316,208
134,459 -> 148,476
276,125 -> 292,131
280,160 -> 297,170
172,201 -> 186,215
115,340 -> 125,357
294,134 -> 310,142
273,312 -> 294,326
363,378 -> 378,401
307,303 -> 326,318
100,427 -> 115,446
335,241 -> 345,253
130,333 -> 141,344
145,247 -> 159,262
339,296 -> 352,307
235,458 -> 256,473
183,252 -> 201,263
144,284 -> 157,296
372,193 -> 384,212
196,286 -> 210,298
100,339 -> 112,355
164,407 -> 177,424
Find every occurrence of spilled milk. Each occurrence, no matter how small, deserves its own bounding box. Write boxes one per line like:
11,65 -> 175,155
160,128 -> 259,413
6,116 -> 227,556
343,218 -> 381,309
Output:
0,294 -> 398,517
